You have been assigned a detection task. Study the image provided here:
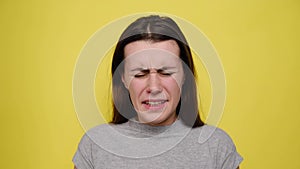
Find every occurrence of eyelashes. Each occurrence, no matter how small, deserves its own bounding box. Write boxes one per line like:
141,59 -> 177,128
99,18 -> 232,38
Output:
134,74 -> 147,78
134,70 -> 174,78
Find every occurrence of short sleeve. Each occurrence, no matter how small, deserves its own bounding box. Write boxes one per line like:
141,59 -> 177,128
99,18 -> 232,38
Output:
221,151 -> 243,169
213,128 -> 243,169
73,134 -> 94,169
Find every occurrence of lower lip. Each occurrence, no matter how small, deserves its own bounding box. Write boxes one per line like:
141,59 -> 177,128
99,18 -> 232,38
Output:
143,102 -> 167,111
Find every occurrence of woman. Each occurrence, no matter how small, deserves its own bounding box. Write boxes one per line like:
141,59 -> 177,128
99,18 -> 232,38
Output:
73,15 -> 243,169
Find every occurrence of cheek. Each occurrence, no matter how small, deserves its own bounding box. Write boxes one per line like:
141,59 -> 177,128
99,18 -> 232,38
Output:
163,78 -> 182,97
172,71 -> 185,87
128,79 -> 145,97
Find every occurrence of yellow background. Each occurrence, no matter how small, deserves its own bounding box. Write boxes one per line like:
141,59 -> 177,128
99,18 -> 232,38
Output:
1,0 -> 300,168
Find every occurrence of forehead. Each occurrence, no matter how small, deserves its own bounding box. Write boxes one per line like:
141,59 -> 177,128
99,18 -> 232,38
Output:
124,40 -> 180,58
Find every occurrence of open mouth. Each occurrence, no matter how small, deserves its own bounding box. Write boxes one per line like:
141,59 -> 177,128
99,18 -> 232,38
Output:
142,100 -> 168,110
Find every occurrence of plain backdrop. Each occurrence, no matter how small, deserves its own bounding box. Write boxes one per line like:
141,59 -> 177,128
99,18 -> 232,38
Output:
1,0 -> 299,169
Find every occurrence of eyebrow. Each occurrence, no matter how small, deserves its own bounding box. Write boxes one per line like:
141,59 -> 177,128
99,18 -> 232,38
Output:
130,67 -> 177,72
130,68 -> 147,72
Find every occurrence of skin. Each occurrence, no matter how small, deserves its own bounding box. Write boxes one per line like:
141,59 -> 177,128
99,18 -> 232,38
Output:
122,40 -> 184,126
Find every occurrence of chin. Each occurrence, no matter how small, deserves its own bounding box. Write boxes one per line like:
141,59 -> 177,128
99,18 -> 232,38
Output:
137,113 -> 163,124
137,112 -> 176,126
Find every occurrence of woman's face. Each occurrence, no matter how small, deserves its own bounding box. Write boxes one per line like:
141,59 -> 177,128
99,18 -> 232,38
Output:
122,40 -> 184,126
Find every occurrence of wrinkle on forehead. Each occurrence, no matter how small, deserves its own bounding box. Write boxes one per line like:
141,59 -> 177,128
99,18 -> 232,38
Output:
124,49 -> 181,70
124,40 -> 180,58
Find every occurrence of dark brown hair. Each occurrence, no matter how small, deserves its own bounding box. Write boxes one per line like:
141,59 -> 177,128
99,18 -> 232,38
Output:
111,15 -> 204,128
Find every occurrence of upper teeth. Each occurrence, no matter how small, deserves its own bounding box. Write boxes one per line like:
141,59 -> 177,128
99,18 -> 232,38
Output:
146,101 -> 165,105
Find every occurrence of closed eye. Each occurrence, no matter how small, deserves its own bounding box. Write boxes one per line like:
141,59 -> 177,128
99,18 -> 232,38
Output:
160,72 -> 173,76
134,69 -> 150,78
157,69 -> 174,76
133,69 -> 175,77
134,74 -> 147,78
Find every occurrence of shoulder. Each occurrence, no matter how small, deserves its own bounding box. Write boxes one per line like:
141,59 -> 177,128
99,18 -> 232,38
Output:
73,123 -> 121,168
194,125 -> 243,168
188,125 -> 239,159
195,125 -> 236,147
80,123 -> 119,141
78,122 -> 130,146
86,123 -> 113,136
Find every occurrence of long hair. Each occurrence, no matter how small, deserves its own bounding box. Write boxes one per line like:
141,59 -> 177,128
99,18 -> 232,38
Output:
110,15 -> 204,128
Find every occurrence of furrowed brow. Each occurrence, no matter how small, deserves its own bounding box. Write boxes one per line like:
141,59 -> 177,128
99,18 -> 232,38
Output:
159,66 -> 177,70
130,68 -> 149,72
130,67 -> 177,72
130,68 -> 144,71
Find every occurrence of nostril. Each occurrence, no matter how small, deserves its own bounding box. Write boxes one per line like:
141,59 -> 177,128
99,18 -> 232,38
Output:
146,86 -> 162,94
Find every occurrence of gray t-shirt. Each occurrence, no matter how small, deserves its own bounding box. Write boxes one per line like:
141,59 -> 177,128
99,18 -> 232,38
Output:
73,119 -> 243,169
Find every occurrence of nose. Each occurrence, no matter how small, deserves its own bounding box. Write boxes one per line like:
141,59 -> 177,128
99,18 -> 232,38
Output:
146,70 -> 162,94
